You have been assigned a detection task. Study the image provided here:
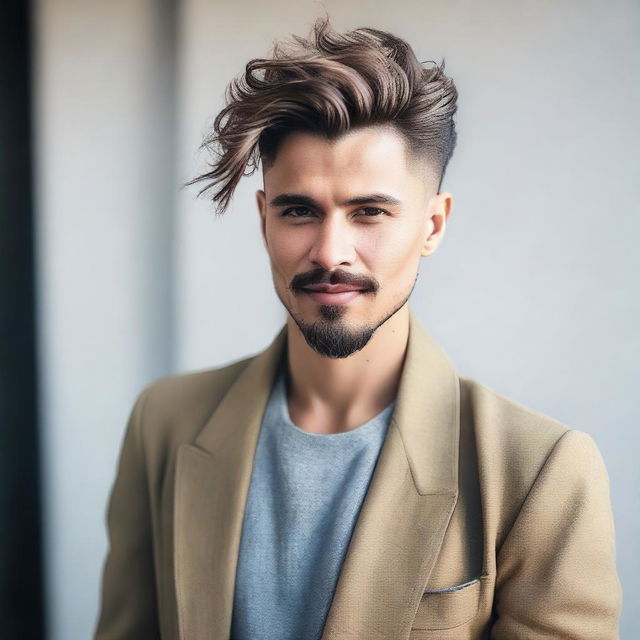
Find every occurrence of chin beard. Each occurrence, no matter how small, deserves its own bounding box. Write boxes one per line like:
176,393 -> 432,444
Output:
289,295 -> 410,359
295,315 -> 376,358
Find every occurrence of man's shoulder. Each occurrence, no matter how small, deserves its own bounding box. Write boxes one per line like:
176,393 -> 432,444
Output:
145,354 -> 253,403
457,375 -> 606,540
132,353 -> 256,447
458,373 -> 578,477
459,374 -> 570,443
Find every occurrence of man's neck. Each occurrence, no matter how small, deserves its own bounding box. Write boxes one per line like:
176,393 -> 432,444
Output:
284,305 -> 410,434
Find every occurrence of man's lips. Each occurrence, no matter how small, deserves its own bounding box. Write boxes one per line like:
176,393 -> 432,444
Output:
299,283 -> 369,305
300,283 -> 367,293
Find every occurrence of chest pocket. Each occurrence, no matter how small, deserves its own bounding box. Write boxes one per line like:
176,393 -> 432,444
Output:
411,577 -> 481,630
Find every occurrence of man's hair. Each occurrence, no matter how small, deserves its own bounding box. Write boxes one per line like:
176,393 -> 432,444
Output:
187,16 -> 458,214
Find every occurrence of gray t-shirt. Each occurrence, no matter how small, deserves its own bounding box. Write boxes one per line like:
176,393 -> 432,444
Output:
230,363 -> 395,640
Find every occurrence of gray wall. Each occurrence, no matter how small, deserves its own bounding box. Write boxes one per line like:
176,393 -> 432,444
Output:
35,0 -> 638,638
34,1 -> 176,637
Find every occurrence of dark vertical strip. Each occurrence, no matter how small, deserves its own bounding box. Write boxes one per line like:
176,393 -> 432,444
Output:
0,0 -> 44,638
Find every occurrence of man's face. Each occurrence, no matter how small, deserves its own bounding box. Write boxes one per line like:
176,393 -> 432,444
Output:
256,124 -> 451,358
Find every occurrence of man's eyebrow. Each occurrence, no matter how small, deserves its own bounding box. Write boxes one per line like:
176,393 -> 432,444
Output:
268,193 -> 402,208
344,194 -> 402,206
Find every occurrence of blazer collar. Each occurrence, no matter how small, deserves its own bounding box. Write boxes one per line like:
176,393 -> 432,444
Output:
173,310 -> 460,639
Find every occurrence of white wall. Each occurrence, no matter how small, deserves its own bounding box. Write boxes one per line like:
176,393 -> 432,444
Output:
35,0 -> 639,637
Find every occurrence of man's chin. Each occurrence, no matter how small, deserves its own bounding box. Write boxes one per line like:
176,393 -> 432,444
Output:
299,320 -> 376,358
285,309 -> 375,359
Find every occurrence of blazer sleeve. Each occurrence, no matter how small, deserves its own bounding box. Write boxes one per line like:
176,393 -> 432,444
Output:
94,387 -> 161,639
490,428 -> 622,639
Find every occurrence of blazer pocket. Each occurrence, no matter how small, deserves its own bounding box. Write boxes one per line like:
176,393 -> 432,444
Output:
411,578 -> 481,630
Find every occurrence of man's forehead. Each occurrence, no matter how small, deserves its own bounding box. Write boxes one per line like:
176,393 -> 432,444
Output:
261,125 -> 438,197
266,125 -> 408,170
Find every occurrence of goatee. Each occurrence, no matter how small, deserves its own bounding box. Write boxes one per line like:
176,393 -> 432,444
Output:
290,293 -> 411,359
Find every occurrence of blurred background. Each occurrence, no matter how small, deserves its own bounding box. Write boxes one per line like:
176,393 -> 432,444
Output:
2,0 -> 638,638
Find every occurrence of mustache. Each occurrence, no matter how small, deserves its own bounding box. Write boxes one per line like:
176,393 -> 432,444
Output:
290,267 -> 378,292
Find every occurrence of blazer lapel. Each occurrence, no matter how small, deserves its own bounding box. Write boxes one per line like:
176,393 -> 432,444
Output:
320,312 -> 460,639
173,326 -> 287,640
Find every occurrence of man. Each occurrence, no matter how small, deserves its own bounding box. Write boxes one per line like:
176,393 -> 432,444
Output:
95,17 -> 622,640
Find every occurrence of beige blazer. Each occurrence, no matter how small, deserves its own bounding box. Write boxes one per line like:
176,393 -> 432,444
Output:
94,312 -> 622,639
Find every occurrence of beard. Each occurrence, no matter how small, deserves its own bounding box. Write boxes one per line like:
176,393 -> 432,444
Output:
283,278 -> 417,359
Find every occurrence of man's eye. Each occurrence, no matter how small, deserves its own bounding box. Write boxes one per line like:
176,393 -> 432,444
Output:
280,206 -> 387,219
281,206 -> 314,218
357,207 -> 387,217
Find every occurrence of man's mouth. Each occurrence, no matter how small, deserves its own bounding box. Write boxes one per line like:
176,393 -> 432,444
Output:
300,283 -> 368,305
302,284 -> 365,293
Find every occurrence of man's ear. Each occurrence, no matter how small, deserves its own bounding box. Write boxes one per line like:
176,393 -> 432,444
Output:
420,191 -> 453,257
256,189 -> 267,247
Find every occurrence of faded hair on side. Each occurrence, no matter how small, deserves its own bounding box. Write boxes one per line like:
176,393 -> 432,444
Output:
186,16 -> 458,214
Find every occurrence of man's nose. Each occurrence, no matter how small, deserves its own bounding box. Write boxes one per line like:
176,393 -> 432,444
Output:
307,215 -> 356,270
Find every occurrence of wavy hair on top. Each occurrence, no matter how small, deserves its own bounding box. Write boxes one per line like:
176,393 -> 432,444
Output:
187,16 -> 458,215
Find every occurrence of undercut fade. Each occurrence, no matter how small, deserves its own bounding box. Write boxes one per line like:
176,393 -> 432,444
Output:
186,16 -> 458,215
